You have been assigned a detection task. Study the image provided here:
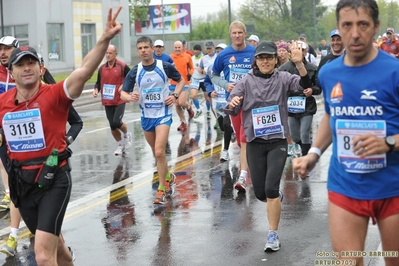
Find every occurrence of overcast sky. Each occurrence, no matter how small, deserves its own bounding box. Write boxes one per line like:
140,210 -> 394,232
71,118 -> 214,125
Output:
149,0 -> 339,19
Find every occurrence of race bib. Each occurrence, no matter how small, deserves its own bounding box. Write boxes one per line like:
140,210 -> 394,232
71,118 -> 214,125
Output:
288,96 -> 306,113
336,119 -> 386,173
103,84 -> 116,100
230,68 -> 249,83
213,85 -> 227,110
252,105 -> 282,137
142,87 -> 163,108
2,109 -> 46,152
321,49 -> 328,56
190,78 -> 200,89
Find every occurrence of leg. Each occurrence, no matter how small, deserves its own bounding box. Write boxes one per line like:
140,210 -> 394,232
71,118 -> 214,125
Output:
0,202 -> 20,256
246,142 -> 267,201
265,144 -> 287,230
105,106 -> 122,142
190,88 -> 201,111
377,214 -> 399,266
153,125 -> 170,187
288,116 -> 301,143
299,115 -> 313,156
0,149 -> 10,209
35,231 -> 73,266
329,201 -> 368,265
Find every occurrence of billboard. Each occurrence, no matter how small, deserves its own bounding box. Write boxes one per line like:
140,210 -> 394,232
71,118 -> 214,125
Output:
135,3 -> 191,36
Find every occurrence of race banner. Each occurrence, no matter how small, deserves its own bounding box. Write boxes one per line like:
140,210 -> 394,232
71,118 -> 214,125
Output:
135,3 -> 191,35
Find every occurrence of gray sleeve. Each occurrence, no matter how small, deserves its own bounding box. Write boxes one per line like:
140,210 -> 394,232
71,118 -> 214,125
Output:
211,73 -> 229,90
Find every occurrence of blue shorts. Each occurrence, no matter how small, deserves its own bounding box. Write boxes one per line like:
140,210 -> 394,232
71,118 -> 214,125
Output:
169,85 -> 189,92
141,115 -> 173,132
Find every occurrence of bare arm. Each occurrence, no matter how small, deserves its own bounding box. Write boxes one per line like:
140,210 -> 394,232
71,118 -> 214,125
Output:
293,113 -> 332,177
67,6 -> 122,99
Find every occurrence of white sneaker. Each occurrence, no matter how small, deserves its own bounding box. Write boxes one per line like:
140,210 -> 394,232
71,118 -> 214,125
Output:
114,145 -> 125,156
234,176 -> 246,192
124,132 -> 133,150
220,150 -> 229,162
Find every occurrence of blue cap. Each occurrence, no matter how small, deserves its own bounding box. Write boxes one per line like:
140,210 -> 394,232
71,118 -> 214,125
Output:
330,29 -> 340,38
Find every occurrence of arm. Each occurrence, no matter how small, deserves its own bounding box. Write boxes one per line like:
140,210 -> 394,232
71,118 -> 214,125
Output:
120,66 -> 138,102
204,74 -> 215,98
67,6 -> 122,99
42,68 -> 57,84
292,113 -> 332,177
66,105 -> 83,144
123,65 -> 130,77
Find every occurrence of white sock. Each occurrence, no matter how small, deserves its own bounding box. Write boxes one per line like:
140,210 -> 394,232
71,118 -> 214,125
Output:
124,132 -> 128,138
10,228 -> 19,240
118,140 -> 124,146
269,229 -> 278,235
5,189 -> 9,195
240,170 -> 248,179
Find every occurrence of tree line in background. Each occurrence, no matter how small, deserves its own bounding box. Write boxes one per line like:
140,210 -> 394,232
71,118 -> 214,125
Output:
128,0 -> 399,47
189,0 -> 399,47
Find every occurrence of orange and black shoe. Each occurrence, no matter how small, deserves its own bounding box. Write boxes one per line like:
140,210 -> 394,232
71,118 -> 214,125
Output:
154,190 -> 166,205
165,173 -> 176,198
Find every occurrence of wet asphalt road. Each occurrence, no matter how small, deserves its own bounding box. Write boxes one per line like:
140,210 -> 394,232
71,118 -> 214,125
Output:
0,92 -> 386,266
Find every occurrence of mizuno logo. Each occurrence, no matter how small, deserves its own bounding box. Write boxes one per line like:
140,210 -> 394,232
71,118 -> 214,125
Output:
360,90 -> 377,100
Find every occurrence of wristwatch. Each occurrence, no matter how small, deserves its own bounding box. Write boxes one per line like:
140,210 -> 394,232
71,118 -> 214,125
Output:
172,93 -> 179,99
385,136 -> 396,153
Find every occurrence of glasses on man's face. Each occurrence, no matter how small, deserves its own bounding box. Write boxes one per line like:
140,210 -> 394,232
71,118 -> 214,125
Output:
256,55 -> 275,61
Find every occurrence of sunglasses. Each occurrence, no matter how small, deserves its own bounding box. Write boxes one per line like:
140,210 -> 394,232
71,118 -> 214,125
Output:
256,55 -> 276,61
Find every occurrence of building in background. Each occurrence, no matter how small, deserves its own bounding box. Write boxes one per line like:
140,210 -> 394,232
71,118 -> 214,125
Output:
0,0 -> 131,73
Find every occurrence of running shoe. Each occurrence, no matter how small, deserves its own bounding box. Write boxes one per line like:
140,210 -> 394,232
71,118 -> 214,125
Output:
187,107 -> 195,120
234,176 -> 246,192
287,144 -> 293,156
0,235 -> 17,256
264,231 -> 280,252
68,246 -> 76,262
154,190 -> 166,205
114,145 -> 125,156
0,194 -> 10,210
206,111 -> 211,120
194,110 -> 202,119
165,173 -> 176,198
177,122 -> 188,131
124,131 -> 133,150
220,150 -> 229,162
293,143 -> 302,157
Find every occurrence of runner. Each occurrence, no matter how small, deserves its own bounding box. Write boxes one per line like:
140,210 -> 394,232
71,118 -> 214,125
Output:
226,41 -> 310,252
93,44 -> 132,156
121,36 -> 185,204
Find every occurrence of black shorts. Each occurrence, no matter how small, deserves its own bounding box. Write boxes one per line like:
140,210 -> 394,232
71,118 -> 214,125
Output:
105,104 -> 126,130
18,165 -> 72,236
199,81 -> 206,92
0,144 -> 7,171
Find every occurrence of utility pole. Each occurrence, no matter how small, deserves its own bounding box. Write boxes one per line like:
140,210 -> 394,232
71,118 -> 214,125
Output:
312,0 -> 317,48
228,0 -> 232,45
161,0 -> 165,42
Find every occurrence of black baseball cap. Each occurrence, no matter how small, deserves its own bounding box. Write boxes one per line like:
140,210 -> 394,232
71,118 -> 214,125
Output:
254,42 -> 277,57
8,46 -> 40,70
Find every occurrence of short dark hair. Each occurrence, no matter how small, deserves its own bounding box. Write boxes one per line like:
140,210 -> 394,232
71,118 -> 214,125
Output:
137,36 -> 153,47
336,0 -> 379,26
193,44 -> 202,51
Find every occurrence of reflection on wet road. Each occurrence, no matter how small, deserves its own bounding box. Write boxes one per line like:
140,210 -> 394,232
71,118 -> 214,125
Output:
0,101 -> 384,266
